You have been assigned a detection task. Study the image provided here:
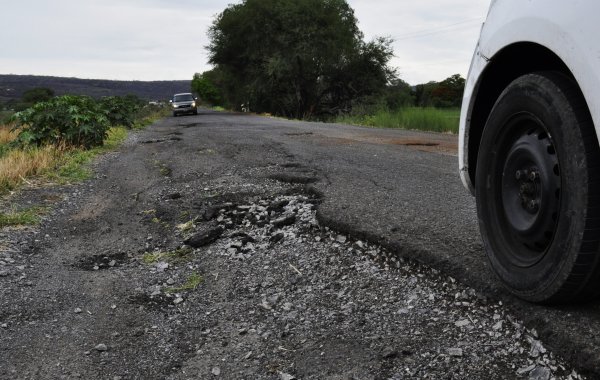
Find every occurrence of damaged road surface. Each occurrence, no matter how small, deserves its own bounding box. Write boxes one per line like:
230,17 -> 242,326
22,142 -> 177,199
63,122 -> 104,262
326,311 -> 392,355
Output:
0,110 -> 596,379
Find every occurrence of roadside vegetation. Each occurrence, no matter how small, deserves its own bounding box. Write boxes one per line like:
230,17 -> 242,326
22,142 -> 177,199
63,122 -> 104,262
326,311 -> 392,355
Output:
192,0 -> 465,133
0,206 -> 46,228
336,107 -> 460,134
0,91 -> 168,196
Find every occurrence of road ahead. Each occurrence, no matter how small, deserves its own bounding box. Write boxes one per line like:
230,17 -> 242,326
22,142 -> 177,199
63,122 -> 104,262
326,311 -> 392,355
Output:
1,110 -> 598,378
174,111 -> 600,375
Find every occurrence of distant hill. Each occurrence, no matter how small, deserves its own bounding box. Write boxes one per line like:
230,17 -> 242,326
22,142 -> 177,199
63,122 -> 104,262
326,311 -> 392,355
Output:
0,74 -> 191,103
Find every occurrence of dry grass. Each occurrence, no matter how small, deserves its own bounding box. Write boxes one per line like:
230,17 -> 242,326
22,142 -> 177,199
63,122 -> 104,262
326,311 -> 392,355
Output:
0,146 -> 60,192
0,126 -> 18,145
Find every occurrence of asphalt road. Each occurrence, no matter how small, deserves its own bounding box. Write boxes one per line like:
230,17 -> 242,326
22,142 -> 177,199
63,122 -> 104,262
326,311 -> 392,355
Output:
178,110 -> 600,375
1,109 -> 598,378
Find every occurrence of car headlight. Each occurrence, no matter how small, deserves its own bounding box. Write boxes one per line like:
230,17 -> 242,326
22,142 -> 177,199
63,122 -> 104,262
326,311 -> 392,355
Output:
173,104 -> 178,108
192,102 -> 196,107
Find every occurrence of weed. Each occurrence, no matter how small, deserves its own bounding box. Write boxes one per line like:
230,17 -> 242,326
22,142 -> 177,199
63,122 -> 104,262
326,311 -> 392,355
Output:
337,107 -> 460,134
0,126 -> 18,145
179,211 -> 191,220
166,272 -> 204,293
198,148 -> 216,155
142,247 -> 194,264
153,160 -> 172,177
159,166 -> 172,176
0,126 -> 129,194
0,145 -> 60,193
0,207 -> 45,228
176,218 -> 197,233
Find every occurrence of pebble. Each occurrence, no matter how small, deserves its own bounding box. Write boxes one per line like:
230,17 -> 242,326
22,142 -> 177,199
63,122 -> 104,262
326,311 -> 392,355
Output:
448,348 -> 463,357
173,297 -> 184,305
155,262 -> 169,272
517,364 -> 536,375
94,344 -> 108,352
74,308 -> 82,314
211,367 -> 221,376
529,366 -> 551,380
455,319 -> 471,328
271,215 -> 296,228
279,372 -> 296,380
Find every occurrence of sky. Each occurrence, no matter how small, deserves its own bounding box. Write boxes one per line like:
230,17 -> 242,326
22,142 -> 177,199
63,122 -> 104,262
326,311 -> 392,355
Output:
0,0 -> 491,85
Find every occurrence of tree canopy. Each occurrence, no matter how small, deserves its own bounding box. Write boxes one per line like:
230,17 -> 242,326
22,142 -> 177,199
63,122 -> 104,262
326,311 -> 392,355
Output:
207,0 -> 396,119
414,74 -> 465,108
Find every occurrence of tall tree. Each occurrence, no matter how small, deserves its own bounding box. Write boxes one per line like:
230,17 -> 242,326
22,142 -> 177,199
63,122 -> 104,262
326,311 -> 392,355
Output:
207,0 -> 395,119
191,70 -> 223,106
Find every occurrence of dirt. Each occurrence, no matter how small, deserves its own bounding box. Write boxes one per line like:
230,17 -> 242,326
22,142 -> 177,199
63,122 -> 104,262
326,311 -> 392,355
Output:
0,112 -> 589,379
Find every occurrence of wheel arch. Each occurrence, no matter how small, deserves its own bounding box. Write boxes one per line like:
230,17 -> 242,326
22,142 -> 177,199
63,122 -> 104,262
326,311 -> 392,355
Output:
465,42 -> 589,190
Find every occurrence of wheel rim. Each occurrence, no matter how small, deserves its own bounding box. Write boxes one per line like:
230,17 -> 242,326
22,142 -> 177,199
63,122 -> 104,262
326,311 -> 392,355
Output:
495,113 -> 562,267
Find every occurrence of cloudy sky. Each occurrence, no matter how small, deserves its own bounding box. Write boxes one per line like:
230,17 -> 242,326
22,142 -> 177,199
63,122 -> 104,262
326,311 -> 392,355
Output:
1,0 -> 491,85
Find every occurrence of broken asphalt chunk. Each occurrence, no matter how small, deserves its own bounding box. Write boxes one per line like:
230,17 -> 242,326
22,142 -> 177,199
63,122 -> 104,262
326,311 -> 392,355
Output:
184,227 -> 224,248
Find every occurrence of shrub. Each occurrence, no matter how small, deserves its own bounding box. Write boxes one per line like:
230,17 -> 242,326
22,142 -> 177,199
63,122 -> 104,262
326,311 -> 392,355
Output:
99,95 -> 143,128
11,95 -> 110,148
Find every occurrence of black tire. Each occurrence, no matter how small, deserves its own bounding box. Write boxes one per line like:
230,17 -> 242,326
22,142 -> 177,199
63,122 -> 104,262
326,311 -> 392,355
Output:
193,110 -> 198,115
173,111 -> 178,117
476,71 -> 600,303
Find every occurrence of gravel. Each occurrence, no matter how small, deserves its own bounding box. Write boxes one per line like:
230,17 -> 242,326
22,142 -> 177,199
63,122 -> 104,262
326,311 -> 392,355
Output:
0,114 -> 590,379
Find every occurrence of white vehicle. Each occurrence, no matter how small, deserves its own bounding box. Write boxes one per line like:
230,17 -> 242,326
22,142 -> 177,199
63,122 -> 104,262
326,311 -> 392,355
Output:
459,0 -> 600,303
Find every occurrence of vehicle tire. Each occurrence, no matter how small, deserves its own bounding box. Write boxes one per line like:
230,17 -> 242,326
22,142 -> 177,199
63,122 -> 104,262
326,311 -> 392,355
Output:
173,111 -> 177,117
475,71 -> 600,303
193,110 -> 198,115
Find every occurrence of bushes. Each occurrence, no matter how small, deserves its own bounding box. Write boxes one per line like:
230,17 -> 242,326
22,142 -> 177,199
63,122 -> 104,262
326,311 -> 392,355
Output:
99,95 -> 143,129
12,95 -> 110,148
10,94 -> 157,150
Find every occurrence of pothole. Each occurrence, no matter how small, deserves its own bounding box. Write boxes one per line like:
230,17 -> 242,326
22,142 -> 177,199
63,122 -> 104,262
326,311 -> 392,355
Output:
75,251 -> 128,271
269,173 -> 318,184
127,293 -> 175,311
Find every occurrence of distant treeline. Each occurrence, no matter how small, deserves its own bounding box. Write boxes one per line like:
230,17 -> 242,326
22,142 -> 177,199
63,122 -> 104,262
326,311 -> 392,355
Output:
0,74 -> 191,106
192,0 -> 465,119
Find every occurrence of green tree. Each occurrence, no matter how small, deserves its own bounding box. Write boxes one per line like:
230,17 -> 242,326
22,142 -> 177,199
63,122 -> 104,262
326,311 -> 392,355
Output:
414,74 -> 465,108
207,0 -> 395,118
13,87 -> 56,111
191,70 -> 223,106
383,78 -> 414,110
22,87 -> 54,104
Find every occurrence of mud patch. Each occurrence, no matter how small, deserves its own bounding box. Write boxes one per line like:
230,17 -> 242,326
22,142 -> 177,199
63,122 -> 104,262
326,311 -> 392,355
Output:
75,251 -> 128,271
269,173 -> 318,185
393,139 -> 440,147
280,162 -> 302,168
285,132 -> 313,136
127,293 -> 175,311
141,137 -> 182,144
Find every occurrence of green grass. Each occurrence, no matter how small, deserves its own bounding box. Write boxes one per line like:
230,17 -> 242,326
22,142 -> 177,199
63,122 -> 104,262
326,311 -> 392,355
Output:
133,106 -> 171,130
47,126 -> 129,184
142,247 -> 194,264
0,111 -> 14,125
337,107 -> 460,134
166,272 -> 204,293
0,207 -> 45,228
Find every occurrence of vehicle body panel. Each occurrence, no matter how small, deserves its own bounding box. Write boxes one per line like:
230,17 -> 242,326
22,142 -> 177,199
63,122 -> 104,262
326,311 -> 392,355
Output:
459,0 -> 600,192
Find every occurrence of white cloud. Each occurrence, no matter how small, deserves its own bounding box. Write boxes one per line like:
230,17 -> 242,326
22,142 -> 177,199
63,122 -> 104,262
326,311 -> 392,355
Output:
0,0 -> 491,84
